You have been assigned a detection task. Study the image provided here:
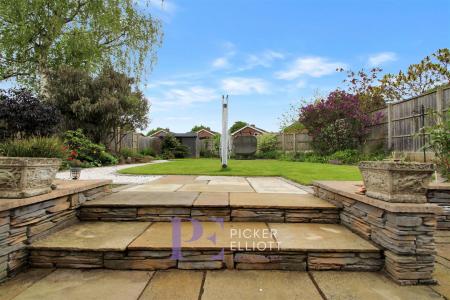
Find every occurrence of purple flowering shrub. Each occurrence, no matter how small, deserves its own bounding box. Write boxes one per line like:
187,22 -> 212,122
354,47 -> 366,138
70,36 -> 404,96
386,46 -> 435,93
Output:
299,90 -> 382,154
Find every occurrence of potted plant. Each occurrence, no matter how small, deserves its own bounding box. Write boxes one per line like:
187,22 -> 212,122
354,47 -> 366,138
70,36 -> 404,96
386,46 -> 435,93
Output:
359,160 -> 434,203
0,137 -> 64,198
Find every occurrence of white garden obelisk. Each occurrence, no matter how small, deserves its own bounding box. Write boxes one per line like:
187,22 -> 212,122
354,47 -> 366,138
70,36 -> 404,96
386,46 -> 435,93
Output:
221,95 -> 229,168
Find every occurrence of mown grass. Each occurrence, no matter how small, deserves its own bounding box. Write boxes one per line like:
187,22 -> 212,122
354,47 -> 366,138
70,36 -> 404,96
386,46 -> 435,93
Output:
118,158 -> 362,185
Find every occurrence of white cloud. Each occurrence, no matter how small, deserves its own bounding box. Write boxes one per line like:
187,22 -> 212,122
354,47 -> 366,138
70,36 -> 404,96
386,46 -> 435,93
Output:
368,52 -> 397,67
212,57 -> 230,69
275,56 -> 345,80
221,77 -> 270,95
242,50 -> 285,70
151,86 -> 218,111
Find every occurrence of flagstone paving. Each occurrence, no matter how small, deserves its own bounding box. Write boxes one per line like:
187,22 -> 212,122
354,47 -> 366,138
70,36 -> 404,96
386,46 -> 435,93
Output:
30,222 -> 150,251
230,192 -> 335,208
139,270 -> 203,300
312,271 -> 445,300
129,221 -> 276,250
9,269 -> 152,300
125,183 -> 184,192
268,223 -> 379,252
201,270 -> 322,300
82,191 -> 199,207
179,183 -> 255,193
193,192 -> 229,206
247,177 -> 308,194
1,268 -> 447,300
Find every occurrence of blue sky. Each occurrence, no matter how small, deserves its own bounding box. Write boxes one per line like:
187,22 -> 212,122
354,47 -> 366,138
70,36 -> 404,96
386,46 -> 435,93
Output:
143,0 -> 450,133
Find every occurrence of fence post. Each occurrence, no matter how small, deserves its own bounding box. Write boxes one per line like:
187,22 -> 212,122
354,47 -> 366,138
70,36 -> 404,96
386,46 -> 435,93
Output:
293,133 -> 296,152
436,88 -> 444,125
282,133 -> 285,152
387,103 -> 393,150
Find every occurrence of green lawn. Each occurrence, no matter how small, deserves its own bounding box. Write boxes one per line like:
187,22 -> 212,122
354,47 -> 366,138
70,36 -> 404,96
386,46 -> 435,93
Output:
118,159 -> 362,185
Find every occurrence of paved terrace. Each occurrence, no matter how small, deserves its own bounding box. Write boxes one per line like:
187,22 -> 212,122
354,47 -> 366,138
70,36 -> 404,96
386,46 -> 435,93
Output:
0,176 -> 449,299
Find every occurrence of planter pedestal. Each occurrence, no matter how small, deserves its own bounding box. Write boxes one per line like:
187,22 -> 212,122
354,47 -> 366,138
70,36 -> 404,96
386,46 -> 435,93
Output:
359,161 -> 434,203
0,157 -> 61,198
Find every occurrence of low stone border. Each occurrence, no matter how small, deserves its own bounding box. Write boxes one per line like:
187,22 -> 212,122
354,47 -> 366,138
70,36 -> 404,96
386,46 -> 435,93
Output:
78,206 -> 340,223
313,180 -> 442,285
427,182 -> 450,230
0,180 -> 111,281
29,249 -> 383,272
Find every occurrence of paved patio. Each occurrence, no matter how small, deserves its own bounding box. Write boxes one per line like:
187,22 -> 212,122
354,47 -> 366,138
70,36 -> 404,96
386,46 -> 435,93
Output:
1,175 -> 448,299
0,266 -> 448,300
56,162 -> 167,184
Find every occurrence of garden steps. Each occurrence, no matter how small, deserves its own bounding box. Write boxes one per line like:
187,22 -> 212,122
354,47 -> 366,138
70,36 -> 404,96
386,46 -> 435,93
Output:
28,221 -> 383,271
78,190 -> 340,223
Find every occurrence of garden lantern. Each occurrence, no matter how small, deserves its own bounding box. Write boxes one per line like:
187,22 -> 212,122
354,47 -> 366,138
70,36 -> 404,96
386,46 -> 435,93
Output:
70,167 -> 81,180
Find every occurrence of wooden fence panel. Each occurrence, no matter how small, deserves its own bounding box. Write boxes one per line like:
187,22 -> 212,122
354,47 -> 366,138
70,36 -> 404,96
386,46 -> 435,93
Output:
276,87 -> 449,161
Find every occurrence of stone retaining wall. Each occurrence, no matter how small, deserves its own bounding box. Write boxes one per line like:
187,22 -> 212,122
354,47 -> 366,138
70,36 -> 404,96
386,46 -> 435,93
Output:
78,206 -> 339,223
427,184 -> 450,230
314,181 -> 440,285
0,180 -> 111,281
29,249 -> 383,272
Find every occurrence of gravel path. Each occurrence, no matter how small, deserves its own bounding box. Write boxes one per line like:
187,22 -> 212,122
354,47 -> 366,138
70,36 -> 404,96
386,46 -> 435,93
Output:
56,161 -> 168,184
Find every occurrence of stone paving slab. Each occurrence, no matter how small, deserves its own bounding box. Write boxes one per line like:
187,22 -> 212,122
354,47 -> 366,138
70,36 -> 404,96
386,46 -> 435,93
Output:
436,244 -> 450,261
139,270 -> 203,300
2,268 -> 449,300
179,183 -> 255,193
151,175 -> 204,184
312,271 -> 443,300
247,177 -> 307,194
11,269 -> 152,300
230,192 -> 336,209
129,222 -> 275,250
125,184 -> 183,192
82,191 -> 199,207
56,162 -> 165,184
269,223 -> 380,252
196,176 -> 247,183
193,192 -> 229,207
431,263 -> 450,299
201,270 -> 322,300
0,269 -> 53,300
30,222 -> 150,251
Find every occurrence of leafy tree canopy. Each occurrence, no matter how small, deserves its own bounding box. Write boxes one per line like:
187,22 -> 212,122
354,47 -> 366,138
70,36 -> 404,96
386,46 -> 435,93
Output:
0,88 -> 62,139
191,125 -> 212,132
229,121 -> 248,134
0,0 -> 162,88
46,65 -> 149,144
380,48 -> 449,101
147,127 -> 170,136
299,90 -> 381,154
338,67 -> 386,112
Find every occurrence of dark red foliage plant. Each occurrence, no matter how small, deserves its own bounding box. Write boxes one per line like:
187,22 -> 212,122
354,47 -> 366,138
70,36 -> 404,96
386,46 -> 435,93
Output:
299,90 -> 383,154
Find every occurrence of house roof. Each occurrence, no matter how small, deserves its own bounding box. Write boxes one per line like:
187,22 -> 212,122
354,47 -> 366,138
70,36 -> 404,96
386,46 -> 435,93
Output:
149,129 -> 169,137
172,132 -> 198,138
231,125 -> 267,136
196,128 -> 217,136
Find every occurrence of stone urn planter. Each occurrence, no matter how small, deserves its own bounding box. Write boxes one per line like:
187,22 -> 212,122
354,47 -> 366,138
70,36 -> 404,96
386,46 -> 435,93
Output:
359,161 -> 434,203
0,157 -> 61,198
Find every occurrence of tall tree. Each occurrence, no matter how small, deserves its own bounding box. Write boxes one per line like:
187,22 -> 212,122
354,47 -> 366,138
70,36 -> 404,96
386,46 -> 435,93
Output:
191,125 -> 212,132
46,65 -> 150,146
0,0 -> 162,89
380,48 -> 450,101
229,121 -> 248,134
338,67 -> 386,112
147,127 -> 170,136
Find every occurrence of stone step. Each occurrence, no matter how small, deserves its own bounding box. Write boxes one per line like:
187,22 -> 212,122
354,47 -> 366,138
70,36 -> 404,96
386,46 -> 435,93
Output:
78,191 -> 340,223
28,221 -> 382,271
